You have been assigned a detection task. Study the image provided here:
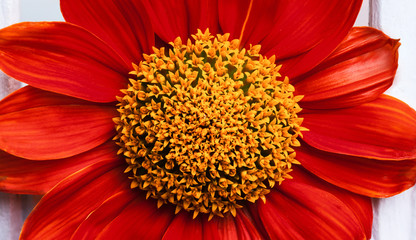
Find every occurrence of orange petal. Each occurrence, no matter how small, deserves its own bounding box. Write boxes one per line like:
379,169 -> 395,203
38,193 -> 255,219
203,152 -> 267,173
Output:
0,86 -> 93,115
0,105 -> 117,160
0,22 -> 129,102
20,161 -> 126,240
297,142 -> 416,197
71,190 -> 137,240
0,141 -> 121,194
95,194 -> 174,239
61,0 -> 154,64
295,27 -> 399,109
255,167 -> 370,239
301,95 -> 416,160
262,0 -> 363,78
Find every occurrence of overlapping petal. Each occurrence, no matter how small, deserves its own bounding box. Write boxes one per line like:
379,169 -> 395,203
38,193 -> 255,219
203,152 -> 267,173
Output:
261,0 -> 363,78
163,212 -> 203,240
71,190 -> 137,240
61,0 -> 154,65
186,0 -> 220,35
254,167 -> 371,239
0,104 -> 117,160
0,22 -> 129,102
94,194 -> 174,239
289,169 -> 373,239
295,27 -> 399,109
141,0 -> 189,43
202,210 -> 262,240
302,95 -> 416,160
20,161 -> 126,240
0,141 -> 121,194
162,210 -> 262,239
218,0 -> 283,49
297,142 -> 416,197
0,86 -> 92,114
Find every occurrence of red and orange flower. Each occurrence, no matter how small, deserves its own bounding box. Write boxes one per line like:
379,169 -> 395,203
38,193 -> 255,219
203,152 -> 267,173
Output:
1,0 -> 416,239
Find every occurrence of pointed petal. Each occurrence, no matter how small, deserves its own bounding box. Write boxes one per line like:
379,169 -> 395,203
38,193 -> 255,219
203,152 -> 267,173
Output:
71,190 -> 136,240
96,195 -> 174,239
61,0 -> 154,64
301,95 -> 416,160
0,105 -> 117,160
20,160 -> 126,240
141,0 -> 188,43
297,143 -> 416,197
0,141 -> 121,194
162,212 -> 203,240
295,27 -> 399,109
255,167 -> 370,239
263,0 -> 363,78
0,22 -> 129,102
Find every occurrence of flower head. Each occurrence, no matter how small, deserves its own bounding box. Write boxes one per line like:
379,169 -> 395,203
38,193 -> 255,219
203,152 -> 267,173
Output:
0,0 -> 415,239
114,30 -> 305,219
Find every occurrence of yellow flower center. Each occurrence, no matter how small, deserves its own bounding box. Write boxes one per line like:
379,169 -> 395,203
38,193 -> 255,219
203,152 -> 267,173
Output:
114,29 -> 304,220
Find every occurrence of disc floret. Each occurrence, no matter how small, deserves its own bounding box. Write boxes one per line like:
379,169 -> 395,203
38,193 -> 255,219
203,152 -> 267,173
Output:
114,29 -> 304,220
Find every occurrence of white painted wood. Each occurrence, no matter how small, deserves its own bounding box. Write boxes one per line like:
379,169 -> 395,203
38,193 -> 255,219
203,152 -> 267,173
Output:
0,1 -> 23,239
19,0 -> 63,21
355,0 -> 370,26
0,0 -> 18,27
0,1 -> 39,240
370,0 -> 416,240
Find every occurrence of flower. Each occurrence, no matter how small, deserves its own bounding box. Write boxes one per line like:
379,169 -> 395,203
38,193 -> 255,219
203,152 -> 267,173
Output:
0,0 -> 415,239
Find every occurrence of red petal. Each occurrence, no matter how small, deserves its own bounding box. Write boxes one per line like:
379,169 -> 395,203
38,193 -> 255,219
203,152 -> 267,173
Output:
290,168 -> 373,239
256,167 -> 370,239
233,210 -> 263,240
295,27 -> 399,109
0,86 -> 93,115
0,22 -> 129,102
218,0 -> 280,48
202,215 -> 235,240
20,161 -> 126,240
204,211 -> 263,240
262,0 -> 363,78
186,0 -> 220,35
141,0 -> 188,43
0,141 -> 121,194
162,212 -> 203,240
61,0 -> 154,64
297,143 -> 416,197
71,190 -> 136,240
0,105 -> 117,160
96,195 -> 174,239
301,95 -> 416,160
